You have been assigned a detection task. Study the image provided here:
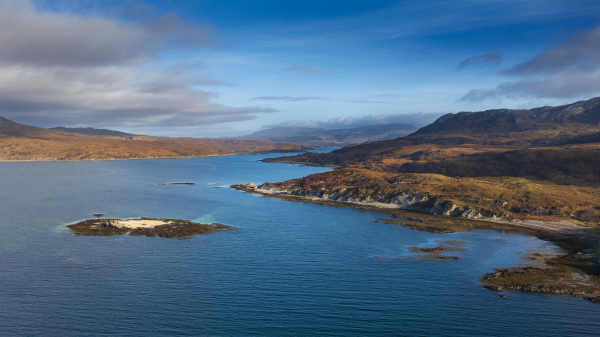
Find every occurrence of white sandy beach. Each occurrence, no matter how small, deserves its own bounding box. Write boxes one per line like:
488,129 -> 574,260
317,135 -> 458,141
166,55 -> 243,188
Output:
108,219 -> 171,229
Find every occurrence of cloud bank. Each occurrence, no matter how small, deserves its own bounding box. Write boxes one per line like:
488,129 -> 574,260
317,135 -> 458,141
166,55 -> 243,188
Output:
0,4 -> 213,67
0,0 -> 271,128
460,26 -> 600,101
264,111 -> 446,129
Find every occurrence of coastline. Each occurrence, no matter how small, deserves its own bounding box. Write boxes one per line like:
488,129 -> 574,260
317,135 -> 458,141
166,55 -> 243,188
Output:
0,149 -> 310,162
0,154 -> 227,162
235,183 -> 598,237
232,183 -> 600,303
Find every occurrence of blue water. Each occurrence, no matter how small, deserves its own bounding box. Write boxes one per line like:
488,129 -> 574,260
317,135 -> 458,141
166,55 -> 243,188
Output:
0,151 -> 599,336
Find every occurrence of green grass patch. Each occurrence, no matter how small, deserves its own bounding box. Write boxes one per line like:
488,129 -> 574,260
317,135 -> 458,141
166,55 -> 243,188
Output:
577,228 -> 600,235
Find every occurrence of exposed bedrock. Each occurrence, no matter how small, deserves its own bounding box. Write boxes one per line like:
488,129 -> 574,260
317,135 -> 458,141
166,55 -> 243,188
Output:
254,184 -> 490,219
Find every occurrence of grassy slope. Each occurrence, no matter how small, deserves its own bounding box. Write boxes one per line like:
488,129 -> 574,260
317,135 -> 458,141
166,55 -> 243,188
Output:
262,168 -> 600,226
0,118 -> 306,161
263,97 -> 600,186
264,131 -> 600,186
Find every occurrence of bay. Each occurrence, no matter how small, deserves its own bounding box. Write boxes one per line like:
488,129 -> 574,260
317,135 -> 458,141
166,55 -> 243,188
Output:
0,150 -> 599,336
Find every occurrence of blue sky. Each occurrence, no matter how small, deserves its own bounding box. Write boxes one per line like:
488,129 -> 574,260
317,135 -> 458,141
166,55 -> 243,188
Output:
1,0 -> 600,136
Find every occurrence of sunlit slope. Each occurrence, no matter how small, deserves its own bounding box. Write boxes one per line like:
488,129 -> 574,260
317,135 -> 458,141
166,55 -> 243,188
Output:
0,117 -> 305,161
265,97 -> 600,186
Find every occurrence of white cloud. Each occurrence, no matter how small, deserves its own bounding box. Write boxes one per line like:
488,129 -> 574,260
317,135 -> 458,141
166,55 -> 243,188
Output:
0,0 -> 273,128
0,64 -> 275,127
0,1 -> 213,67
461,25 -> 600,101
503,26 -> 600,75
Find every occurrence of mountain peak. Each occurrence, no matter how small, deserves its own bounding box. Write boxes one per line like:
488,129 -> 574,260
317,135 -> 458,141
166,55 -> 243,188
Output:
415,96 -> 600,135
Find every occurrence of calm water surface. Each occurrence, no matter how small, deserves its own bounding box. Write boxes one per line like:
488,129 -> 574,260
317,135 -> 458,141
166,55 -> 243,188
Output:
0,150 -> 599,336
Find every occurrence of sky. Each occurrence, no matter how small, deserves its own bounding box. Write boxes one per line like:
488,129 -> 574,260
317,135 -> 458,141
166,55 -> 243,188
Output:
1,0 -> 600,137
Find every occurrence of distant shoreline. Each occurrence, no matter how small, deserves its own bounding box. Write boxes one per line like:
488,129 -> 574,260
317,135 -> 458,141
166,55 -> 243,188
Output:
0,149 -> 311,163
0,154 -> 226,163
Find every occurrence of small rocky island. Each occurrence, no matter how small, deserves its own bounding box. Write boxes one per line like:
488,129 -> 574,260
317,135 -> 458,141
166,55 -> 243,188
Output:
67,217 -> 236,238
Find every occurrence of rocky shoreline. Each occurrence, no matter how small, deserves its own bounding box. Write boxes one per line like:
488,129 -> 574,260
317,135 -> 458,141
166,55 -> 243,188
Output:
232,182 -> 600,303
67,217 -> 237,238
232,182 -> 595,236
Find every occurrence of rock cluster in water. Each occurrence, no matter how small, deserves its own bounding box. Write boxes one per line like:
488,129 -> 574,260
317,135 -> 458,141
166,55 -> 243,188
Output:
481,260 -> 600,302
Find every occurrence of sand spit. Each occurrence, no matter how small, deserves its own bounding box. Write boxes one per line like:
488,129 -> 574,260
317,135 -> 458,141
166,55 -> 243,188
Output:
103,219 -> 173,229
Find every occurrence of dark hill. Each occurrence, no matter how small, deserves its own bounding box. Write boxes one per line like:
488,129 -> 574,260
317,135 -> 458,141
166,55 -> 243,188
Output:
264,97 -> 600,186
415,97 -> 600,135
50,127 -> 134,137
0,116 -> 65,138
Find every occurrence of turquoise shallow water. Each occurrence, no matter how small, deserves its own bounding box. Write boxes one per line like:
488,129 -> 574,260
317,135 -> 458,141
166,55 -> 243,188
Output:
0,150 -> 599,336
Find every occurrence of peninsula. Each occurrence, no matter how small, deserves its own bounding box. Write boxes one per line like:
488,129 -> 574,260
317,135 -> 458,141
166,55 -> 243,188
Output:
235,97 -> 600,303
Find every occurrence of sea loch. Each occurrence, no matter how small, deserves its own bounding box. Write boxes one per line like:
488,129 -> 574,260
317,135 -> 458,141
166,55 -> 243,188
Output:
1,150 -> 599,336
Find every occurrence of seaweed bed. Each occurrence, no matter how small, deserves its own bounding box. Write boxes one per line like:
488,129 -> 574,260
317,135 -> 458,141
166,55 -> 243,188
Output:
67,217 -> 236,238
383,215 -> 600,303
407,240 -> 469,261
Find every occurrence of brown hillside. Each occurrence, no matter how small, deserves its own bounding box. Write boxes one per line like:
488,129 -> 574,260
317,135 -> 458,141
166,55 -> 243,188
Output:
0,117 -> 306,161
259,168 -> 600,226
265,97 -> 600,186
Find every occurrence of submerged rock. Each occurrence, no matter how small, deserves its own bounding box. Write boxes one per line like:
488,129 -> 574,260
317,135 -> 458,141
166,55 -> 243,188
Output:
585,296 -> 600,303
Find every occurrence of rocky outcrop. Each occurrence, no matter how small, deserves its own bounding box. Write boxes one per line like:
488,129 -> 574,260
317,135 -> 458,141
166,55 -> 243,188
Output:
481,265 -> 600,301
254,184 -> 488,220
67,218 -> 237,238
100,219 -> 127,229
237,182 -> 258,190
585,296 -> 600,303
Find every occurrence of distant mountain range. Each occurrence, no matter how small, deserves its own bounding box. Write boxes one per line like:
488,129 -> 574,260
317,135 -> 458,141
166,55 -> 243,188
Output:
265,97 -> 600,186
239,123 -> 417,146
0,117 -> 306,161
